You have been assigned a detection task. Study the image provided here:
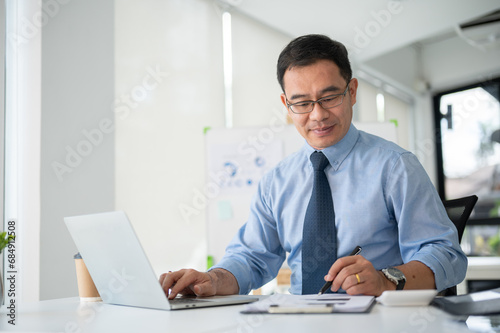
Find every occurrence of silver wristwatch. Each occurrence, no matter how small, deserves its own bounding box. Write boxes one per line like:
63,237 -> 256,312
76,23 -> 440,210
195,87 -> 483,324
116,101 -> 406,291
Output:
381,267 -> 406,290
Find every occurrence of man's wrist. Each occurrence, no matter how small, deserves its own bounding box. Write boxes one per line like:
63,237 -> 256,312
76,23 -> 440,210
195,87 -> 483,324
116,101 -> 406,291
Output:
381,267 -> 406,290
207,269 -> 222,293
379,271 -> 396,291
207,268 -> 239,295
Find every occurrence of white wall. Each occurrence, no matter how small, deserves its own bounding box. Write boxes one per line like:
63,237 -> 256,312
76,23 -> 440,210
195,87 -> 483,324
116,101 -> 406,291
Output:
364,46 -> 419,90
356,80 -> 412,151
40,0 -> 115,300
114,1 -> 292,277
231,11 -> 290,127
114,0 -> 225,275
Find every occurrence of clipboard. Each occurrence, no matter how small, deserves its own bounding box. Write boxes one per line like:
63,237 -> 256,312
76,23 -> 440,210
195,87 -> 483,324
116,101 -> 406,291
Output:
241,293 -> 375,314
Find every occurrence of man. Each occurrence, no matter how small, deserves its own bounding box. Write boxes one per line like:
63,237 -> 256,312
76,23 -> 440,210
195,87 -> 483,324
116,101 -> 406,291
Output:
160,34 -> 467,298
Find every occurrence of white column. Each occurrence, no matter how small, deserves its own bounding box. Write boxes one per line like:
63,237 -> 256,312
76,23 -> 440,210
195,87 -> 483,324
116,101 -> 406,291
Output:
4,0 -> 42,302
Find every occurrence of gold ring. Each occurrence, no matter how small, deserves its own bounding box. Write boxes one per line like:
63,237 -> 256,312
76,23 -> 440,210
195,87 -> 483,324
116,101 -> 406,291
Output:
355,273 -> 361,284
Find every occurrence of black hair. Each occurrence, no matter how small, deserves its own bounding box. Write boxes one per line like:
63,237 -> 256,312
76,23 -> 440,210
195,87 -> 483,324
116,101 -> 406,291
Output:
277,34 -> 352,92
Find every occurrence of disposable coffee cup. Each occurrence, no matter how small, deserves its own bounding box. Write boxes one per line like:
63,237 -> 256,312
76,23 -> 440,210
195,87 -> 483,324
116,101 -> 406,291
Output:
74,253 -> 101,302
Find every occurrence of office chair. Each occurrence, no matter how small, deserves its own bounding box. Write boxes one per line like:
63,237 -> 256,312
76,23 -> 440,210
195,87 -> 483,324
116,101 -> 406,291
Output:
443,195 -> 478,243
440,195 -> 478,296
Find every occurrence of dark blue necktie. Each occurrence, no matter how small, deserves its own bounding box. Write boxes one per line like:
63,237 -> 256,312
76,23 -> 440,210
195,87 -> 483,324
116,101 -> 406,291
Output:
301,151 -> 337,294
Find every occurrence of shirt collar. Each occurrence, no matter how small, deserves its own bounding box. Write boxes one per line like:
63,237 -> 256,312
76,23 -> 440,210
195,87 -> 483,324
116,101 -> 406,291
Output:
304,123 -> 359,171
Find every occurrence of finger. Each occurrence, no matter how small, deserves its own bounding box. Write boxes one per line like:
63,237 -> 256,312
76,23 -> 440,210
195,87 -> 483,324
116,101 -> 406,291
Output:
167,272 -> 194,299
192,278 -> 216,297
163,271 -> 197,300
344,270 -> 387,296
345,282 -> 365,296
169,270 -> 209,299
329,257 -> 361,292
345,274 -> 378,296
341,273 -> 362,292
159,270 -> 172,285
326,256 -> 359,280
159,271 -> 173,292
160,271 -> 183,298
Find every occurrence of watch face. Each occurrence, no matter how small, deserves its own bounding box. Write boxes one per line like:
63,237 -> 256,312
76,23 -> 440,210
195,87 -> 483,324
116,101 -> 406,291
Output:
386,268 -> 405,280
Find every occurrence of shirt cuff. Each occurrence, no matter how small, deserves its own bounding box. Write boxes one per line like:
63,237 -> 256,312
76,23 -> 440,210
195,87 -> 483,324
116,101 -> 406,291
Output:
210,258 -> 253,295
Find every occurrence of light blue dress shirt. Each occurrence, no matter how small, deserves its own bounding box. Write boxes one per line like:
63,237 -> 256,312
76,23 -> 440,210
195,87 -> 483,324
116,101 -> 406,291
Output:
213,124 -> 467,295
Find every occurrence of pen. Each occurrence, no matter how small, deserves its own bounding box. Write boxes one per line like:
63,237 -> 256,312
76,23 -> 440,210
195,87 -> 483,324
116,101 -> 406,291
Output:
317,245 -> 362,295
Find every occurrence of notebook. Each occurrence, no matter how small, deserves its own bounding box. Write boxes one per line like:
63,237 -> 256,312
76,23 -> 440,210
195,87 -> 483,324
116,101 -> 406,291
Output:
64,211 -> 257,310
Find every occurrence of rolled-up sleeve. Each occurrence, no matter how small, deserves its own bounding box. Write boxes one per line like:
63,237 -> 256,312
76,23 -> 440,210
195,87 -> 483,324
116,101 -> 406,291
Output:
386,153 -> 468,291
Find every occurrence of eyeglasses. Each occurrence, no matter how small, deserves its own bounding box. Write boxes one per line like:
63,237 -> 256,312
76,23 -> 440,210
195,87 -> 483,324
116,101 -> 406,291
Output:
286,83 -> 350,114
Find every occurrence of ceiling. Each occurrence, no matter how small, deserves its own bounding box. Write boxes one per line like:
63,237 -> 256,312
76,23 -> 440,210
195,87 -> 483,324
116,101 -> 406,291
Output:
219,0 -> 500,64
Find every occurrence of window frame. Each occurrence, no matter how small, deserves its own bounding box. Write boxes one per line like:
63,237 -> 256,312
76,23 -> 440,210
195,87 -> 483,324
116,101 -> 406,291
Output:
433,76 -> 500,226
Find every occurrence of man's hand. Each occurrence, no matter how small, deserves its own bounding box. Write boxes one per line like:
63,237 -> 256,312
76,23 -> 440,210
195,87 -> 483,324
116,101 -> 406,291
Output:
326,255 -> 392,296
325,257 -> 436,296
159,268 -> 239,299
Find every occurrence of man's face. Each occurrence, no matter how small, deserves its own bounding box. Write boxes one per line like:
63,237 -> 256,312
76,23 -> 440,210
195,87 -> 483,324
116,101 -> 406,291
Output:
281,59 -> 358,150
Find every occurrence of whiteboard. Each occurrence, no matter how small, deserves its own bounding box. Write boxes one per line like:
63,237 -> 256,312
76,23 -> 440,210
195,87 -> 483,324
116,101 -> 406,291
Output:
205,122 -> 397,265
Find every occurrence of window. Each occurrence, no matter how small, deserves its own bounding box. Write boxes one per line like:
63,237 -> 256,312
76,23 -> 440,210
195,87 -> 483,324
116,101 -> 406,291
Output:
433,77 -> 500,256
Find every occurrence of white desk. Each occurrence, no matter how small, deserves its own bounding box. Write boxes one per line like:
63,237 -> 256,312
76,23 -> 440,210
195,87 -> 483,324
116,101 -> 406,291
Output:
458,256 -> 500,294
0,296 -> 482,332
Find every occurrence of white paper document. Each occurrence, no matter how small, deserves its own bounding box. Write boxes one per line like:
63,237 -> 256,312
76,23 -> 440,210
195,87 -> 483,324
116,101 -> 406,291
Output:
242,293 -> 375,314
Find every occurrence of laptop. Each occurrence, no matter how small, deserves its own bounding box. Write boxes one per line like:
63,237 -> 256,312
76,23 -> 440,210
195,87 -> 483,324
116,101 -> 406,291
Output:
64,211 -> 257,310
432,287 -> 500,316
